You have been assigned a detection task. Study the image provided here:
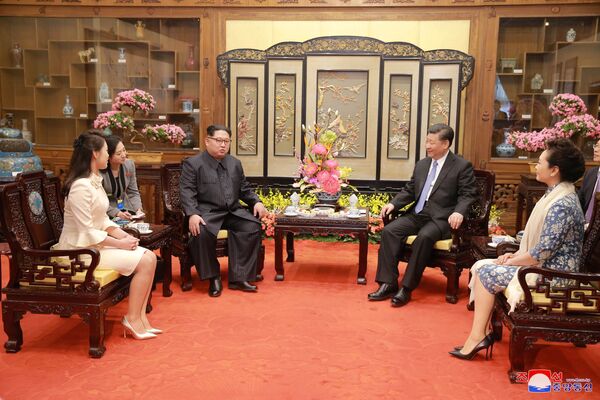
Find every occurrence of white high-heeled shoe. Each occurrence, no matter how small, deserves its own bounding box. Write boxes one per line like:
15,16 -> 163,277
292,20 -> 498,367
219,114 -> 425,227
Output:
122,317 -> 157,340
146,327 -> 163,334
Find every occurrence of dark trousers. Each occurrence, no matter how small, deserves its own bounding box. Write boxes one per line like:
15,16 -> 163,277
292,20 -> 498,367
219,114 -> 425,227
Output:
188,213 -> 261,283
375,212 -> 449,290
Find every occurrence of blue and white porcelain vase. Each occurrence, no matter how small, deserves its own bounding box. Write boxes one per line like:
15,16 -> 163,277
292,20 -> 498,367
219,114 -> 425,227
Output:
496,128 -> 516,158
62,95 -> 74,117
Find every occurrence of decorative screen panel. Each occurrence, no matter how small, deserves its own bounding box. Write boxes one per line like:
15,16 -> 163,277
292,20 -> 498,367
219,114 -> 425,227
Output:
306,55 -> 380,180
267,59 -> 303,178
228,62 -> 265,176
235,77 -> 258,156
273,74 -> 296,157
218,37 -> 474,181
316,70 -> 368,159
419,63 -> 461,157
380,60 -> 421,181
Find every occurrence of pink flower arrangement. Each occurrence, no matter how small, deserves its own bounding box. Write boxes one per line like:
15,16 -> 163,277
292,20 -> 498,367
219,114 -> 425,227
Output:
293,110 -> 353,195
93,110 -> 135,133
509,93 -> 600,152
141,124 -> 187,144
554,114 -> 600,140
112,89 -> 156,114
260,212 -> 276,237
549,93 -> 587,119
507,127 -> 556,152
93,88 -> 187,150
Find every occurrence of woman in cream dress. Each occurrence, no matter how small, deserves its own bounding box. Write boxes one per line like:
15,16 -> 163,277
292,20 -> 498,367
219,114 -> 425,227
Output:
54,131 -> 160,340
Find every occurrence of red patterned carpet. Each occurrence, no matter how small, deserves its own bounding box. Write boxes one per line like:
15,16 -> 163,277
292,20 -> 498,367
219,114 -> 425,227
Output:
0,240 -> 598,399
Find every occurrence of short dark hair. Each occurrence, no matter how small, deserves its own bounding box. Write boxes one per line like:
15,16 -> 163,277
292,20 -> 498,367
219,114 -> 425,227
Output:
207,124 -> 231,137
427,123 -> 454,146
545,138 -> 585,183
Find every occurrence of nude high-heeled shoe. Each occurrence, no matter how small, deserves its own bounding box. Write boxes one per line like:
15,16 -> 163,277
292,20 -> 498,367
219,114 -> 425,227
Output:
122,317 -> 157,340
146,327 -> 163,334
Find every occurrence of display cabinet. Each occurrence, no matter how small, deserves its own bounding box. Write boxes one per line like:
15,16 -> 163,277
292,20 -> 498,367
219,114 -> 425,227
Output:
0,17 -> 200,151
492,16 -> 600,161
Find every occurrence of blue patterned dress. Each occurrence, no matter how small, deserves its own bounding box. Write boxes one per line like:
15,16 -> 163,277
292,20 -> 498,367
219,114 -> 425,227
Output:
478,191 -> 584,294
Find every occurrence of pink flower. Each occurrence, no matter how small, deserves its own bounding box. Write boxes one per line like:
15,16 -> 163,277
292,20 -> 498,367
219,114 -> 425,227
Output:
323,159 -> 338,170
316,170 -> 331,184
303,162 -> 318,177
322,177 -> 341,195
311,144 -> 327,156
549,94 -> 587,119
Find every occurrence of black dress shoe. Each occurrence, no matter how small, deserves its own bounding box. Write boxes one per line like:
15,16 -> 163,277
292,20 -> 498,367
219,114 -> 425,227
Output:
367,283 -> 399,301
228,281 -> 257,292
391,287 -> 411,307
208,277 -> 222,297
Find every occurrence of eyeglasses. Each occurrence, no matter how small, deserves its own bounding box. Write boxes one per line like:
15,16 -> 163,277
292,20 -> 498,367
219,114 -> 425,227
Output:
207,137 -> 231,145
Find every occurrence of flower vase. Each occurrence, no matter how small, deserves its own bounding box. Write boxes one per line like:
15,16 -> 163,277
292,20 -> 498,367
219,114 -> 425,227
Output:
10,43 -> 23,68
62,95 -> 74,117
495,129 -> 516,158
315,191 -> 341,207
185,45 -> 196,71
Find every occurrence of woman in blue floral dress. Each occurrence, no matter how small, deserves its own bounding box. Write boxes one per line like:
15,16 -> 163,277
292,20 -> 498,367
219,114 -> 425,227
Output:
450,138 -> 586,360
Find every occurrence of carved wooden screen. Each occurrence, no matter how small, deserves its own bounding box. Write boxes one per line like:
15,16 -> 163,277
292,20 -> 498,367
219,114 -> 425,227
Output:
218,37 -> 474,181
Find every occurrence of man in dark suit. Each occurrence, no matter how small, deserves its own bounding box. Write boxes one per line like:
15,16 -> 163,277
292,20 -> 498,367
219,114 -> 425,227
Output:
180,124 -> 267,297
578,139 -> 600,225
368,123 -> 477,307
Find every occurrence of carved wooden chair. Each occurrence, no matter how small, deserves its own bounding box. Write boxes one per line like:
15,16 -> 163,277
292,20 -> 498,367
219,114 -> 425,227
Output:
161,163 -> 265,292
383,169 -> 495,303
0,172 -> 132,358
492,193 -> 600,383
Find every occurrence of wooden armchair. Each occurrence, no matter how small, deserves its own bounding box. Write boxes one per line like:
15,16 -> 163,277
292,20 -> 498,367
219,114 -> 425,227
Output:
383,169 -> 495,303
0,172 -> 133,358
161,163 -> 264,292
492,193 -> 600,383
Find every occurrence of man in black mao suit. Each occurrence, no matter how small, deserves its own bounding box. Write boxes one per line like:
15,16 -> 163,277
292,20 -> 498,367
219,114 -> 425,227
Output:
578,139 -> 600,225
368,124 -> 477,307
180,124 -> 267,297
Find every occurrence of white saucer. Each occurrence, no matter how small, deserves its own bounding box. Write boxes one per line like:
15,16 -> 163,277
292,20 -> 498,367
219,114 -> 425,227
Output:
347,214 -> 361,219
284,212 -> 298,217
138,229 -> 152,234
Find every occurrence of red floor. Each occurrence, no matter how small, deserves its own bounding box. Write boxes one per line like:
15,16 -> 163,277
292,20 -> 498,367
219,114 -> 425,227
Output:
0,240 -> 597,399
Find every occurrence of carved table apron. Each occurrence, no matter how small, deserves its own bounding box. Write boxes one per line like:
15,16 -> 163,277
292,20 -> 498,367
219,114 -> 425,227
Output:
274,213 -> 369,284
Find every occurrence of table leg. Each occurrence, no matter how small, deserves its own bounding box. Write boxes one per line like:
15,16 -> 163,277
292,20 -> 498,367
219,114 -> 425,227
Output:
274,228 -> 285,281
160,245 -> 173,297
357,231 -> 368,285
285,231 -> 295,262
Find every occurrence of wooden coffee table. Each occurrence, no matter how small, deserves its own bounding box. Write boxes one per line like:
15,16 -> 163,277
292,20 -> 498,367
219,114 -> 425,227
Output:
274,211 -> 369,284
133,223 -> 176,297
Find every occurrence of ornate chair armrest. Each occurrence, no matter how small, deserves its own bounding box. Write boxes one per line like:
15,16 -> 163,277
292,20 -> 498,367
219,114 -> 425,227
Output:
516,266 -> 600,311
18,247 -> 101,286
382,209 -> 400,226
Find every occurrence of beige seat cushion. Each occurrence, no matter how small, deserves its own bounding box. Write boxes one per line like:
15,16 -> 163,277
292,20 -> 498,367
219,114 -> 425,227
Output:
504,284 -> 600,313
406,235 -> 453,251
21,257 -> 121,288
